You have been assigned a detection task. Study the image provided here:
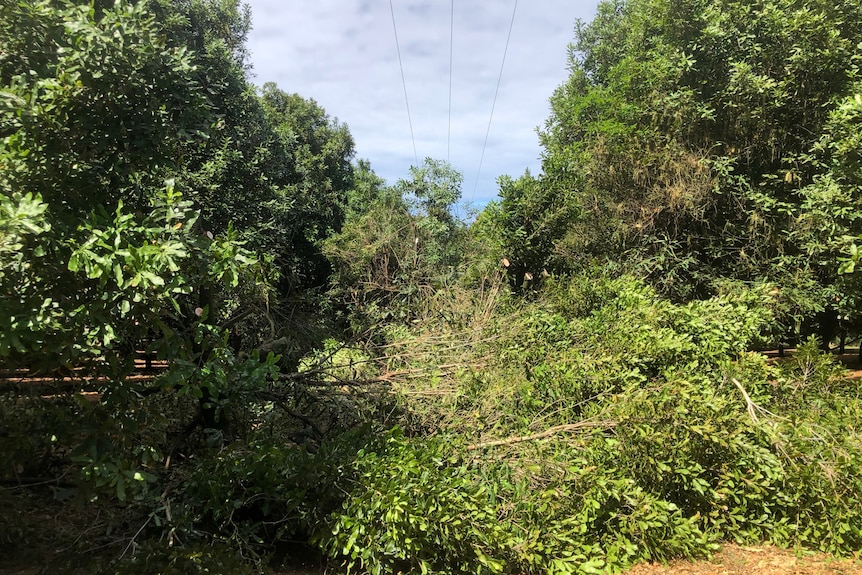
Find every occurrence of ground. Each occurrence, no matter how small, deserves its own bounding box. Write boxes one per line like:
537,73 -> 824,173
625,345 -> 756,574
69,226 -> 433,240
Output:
625,545 -> 862,575
2,546 -> 861,575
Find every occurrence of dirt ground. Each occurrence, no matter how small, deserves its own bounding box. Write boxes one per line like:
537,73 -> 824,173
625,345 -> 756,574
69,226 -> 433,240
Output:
625,545 -> 862,575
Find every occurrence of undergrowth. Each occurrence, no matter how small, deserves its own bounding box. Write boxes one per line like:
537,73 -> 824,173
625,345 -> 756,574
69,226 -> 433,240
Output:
304,273 -> 861,574
5,273 -> 859,574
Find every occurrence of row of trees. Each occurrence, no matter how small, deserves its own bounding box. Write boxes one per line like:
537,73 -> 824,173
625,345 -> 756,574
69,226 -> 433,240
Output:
1,0 -> 365,376
11,0 -> 858,388
0,0 -> 386,502
486,0 -> 862,344
0,0 -> 471,496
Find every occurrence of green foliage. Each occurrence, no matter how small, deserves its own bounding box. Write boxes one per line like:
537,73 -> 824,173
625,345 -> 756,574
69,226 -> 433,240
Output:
487,0 -> 862,335
298,338 -> 376,382
0,393 -> 80,479
0,181 -> 244,374
345,158 -> 387,220
324,159 -> 468,329
397,157 -> 463,227
4,1 -> 862,572
0,0 -> 356,569
317,430 -> 715,575
319,273 -> 861,574
122,1 -> 360,300
0,0 -> 206,214
484,171 -> 580,287
253,82 -> 356,290
470,274 -> 774,432
0,180 -> 275,504
0,0 -> 285,510
394,157 -> 465,264
827,87 -> 862,280
320,432 -> 514,575
177,427 -> 379,552
112,540 -> 254,575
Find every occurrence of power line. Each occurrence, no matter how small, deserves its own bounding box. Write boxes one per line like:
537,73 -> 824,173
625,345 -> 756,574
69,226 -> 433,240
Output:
473,0 -> 518,199
389,0 -> 418,167
447,0 -> 454,163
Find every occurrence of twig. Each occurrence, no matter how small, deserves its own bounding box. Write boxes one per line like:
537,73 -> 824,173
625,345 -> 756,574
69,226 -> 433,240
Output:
118,515 -> 152,561
466,420 -> 616,450
0,476 -> 76,490
219,308 -> 256,331
731,378 -> 760,423
730,377 -> 779,423
55,510 -> 104,553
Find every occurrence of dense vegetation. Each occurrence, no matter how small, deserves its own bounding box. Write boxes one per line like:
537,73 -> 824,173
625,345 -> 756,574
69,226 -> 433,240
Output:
1,0 -> 861,573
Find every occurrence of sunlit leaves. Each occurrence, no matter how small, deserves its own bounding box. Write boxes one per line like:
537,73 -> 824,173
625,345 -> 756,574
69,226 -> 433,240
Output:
0,0 -> 207,214
510,0 -> 862,332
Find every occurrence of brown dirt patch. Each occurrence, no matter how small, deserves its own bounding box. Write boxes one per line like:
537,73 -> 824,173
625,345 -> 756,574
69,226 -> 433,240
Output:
625,545 -> 862,575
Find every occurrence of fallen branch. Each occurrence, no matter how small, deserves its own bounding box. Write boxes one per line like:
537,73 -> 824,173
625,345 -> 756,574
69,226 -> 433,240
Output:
0,476 -> 77,490
730,377 -> 779,423
729,377 -> 803,470
118,515 -> 151,562
731,377 -> 760,423
466,420 -> 616,450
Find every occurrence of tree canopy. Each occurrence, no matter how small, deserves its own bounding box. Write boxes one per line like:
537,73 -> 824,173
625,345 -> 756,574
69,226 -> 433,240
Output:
492,0 -> 862,333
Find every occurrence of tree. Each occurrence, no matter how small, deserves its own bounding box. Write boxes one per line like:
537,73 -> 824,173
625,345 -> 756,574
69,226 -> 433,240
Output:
0,0 -> 363,420
397,158 -> 461,224
345,158 -> 387,221
821,86 -> 862,328
324,159 -> 468,328
484,170 -> 580,287
0,0 -> 213,374
0,0 -> 274,498
0,0 -> 207,216
260,83 -> 356,291
496,0 -> 862,336
142,2 -> 357,297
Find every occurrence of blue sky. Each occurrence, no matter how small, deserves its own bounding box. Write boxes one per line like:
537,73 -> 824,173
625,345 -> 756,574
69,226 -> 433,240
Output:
242,0 -> 601,206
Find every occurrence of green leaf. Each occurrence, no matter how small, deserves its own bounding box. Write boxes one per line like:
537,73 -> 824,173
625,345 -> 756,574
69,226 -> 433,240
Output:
141,271 -> 165,286
838,260 -> 855,274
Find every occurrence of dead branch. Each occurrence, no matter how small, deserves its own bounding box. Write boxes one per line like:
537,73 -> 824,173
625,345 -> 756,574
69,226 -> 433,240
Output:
730,377 -> 779,423
731,377 -> 760,423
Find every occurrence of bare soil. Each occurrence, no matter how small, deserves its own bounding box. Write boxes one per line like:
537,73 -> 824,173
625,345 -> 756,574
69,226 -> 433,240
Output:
625,545 -> 862,575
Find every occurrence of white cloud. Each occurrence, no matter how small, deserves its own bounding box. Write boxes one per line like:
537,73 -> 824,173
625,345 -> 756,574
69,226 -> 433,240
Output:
243,0 -> 600,204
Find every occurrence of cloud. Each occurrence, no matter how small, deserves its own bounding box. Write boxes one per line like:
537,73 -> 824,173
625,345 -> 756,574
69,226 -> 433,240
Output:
243,0 -> 599,204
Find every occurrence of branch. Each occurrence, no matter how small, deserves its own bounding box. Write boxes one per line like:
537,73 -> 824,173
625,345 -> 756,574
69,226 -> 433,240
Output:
731,377 -> 760,423
0,476 -> 77,490
219,308 -> 257,331
730,377 -> 779,423
466,420 -> 616,450
255,391 -> 324,439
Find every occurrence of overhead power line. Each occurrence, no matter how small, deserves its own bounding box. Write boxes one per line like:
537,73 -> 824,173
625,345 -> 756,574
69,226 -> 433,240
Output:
389,0 -> 418,167
448,0 -> 454,163
473,0 -> 518,199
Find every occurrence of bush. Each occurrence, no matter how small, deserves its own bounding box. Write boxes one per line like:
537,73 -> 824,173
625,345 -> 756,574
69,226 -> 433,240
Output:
325,272 -> 862,573
320,431 -> 515,575
112,540 -> 254,575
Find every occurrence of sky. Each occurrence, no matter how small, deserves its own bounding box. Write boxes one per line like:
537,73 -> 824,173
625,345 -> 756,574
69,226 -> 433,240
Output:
242,0 -> 601,207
